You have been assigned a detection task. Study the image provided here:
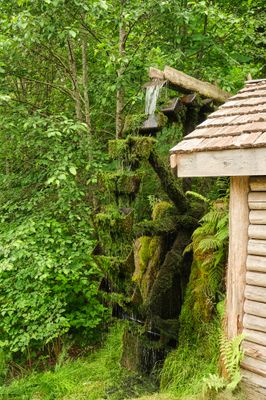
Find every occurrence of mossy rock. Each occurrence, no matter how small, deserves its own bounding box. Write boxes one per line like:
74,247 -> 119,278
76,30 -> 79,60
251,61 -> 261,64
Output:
152,201 -> 176,221
109,136 -> 156,162
123,113 -> 146,134
117,173 -> 142,194
121,325 -> 166,374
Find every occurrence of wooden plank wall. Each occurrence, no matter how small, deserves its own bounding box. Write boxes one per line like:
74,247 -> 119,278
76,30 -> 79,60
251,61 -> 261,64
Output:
242,176 -> 266,395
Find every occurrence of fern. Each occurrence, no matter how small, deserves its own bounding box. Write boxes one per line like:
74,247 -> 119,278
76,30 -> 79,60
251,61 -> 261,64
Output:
188,197 -> 229,301
203,332 -> 244,394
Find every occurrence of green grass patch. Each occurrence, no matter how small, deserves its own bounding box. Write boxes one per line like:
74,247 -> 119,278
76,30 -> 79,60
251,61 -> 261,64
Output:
0,322 -> 157,400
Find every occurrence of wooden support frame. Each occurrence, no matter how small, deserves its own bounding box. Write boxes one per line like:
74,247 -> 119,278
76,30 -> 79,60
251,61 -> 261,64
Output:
173,148 -> 266,177
226,177 -> 249,340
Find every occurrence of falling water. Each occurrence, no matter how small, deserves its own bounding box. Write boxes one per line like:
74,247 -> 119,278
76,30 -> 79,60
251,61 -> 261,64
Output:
145,81 -> 165,115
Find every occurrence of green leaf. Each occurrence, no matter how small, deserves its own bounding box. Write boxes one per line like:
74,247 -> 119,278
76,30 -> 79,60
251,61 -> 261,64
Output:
69,166 -> 77,176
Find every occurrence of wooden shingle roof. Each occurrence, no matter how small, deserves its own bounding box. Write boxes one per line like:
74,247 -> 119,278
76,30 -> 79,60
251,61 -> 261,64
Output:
170,79 -> 266,155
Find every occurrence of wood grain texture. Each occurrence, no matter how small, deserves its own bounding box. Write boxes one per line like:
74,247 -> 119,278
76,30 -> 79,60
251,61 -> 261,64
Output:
250,211 -> 266,225
176,148 -> 266,177
243,328 -> 266,347
250,177 -> 266,192
170,154 -> 177,169
242,368 -> 266,388
226,177 -> 249,339
243,314 -> 266,333
247,255 -> 266,272
243,341 -> 266,362
249,225 -> 266,240
245,285 -> 266,303
248,239 -> 266,256
242,356 -> 266,377
164,66 -> 230,102
244,300 -> 266,318
246,271 -> 266,287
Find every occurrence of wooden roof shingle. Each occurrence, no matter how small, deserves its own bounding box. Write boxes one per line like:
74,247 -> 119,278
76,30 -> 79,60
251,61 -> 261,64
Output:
170,79 -> 266,154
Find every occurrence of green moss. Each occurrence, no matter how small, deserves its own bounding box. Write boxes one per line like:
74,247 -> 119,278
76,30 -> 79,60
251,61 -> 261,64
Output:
108,136 -> 156,163
123,113 -> 147,134
152,201 -> 175,221
132,236 -> 152,283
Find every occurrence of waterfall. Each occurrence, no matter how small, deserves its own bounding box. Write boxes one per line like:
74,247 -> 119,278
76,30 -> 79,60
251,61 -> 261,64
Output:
144,81 -> 165,116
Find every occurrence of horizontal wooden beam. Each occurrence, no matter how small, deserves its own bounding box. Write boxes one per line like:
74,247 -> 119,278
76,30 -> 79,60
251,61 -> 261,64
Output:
249,225 -> 266,240
243,341 -> 266,363
247,255 -> 266,272
249,192 -> 266,210
245,285 -> 266,303
243,314 -> 266,333
164,66 -> 230,103
250,177 -> 266,192
246,271 -> 266,287
149,66 -> 230,103
250,211 -> 266,225
248,239 -> 266,257
175,148 -> 266,177
244,300 -> 266,318
243,329 -> 266,347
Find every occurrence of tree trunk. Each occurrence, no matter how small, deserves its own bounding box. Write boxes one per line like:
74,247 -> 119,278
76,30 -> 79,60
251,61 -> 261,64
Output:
81,33 -> 92,133
67,38 -> 83,121
116,0 -> 127,139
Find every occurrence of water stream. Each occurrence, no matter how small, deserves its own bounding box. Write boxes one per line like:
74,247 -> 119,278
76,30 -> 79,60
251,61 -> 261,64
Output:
144,81 -> 165,116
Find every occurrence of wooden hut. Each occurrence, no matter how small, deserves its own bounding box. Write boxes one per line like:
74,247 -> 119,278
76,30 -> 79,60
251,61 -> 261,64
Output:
170,79 -> 266,397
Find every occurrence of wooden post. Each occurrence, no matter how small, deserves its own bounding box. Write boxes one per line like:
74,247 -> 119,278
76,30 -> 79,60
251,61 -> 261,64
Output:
226,176 -> 249,340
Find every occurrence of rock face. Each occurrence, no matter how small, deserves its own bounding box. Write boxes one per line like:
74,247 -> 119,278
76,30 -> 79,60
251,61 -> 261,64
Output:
121,201 -> 193,373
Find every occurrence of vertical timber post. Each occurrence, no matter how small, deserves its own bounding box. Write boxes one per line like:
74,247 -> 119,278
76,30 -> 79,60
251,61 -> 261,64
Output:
226,176 -> 249,340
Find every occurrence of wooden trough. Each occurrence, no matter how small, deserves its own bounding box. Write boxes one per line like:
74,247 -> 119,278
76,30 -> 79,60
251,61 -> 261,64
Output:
170,78 -> 266,398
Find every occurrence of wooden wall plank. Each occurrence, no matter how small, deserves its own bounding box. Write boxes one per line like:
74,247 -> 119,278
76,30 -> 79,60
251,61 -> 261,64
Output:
242,356 -> 266,377
247,255 -> 266,272
243,329 -> 266,347
249,202 -> 266,210
246,271 -> 266,287
250,211 -> 266,225
248,240 -> 266,256
249,192 -> 266,202
245,285 -> 266,303
250,177 -> 266,192
243,341 -> 266,362
249,225 -> 266,240
243,314 -> 266,333
242,369 -> 266,391
244,300 -> 266,318
226,176 -> 249,339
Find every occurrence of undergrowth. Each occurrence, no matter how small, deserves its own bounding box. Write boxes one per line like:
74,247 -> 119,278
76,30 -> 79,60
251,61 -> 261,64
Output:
0,322 -> 157,400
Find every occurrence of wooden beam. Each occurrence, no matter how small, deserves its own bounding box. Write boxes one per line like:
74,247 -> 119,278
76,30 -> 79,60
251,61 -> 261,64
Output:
164,66 -> 230,103
245,285 -> 266,303
226,176 -> 249,339
250,211 -> 266,225
243,341 -> 266,362
249,225 -> 266,240
248,239 -> 266,257
246,271 -> 266,287
249,192 -> 266,210
148,67 -> 165,80
243,314 -> 266,333
243,329 -> 266,347
244,300 -> 266,318
176,148 -> 266,177
250,177 -> 266,192
246,256 -> 266,272
242,356 -> 266,378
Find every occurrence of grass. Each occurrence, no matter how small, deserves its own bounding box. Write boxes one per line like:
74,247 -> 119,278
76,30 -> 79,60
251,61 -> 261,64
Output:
0,321 -> 247,400
0,322 -> 157,400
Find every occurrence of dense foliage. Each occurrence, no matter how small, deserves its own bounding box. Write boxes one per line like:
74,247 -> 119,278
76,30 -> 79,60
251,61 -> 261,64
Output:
0,0 -> 265,397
